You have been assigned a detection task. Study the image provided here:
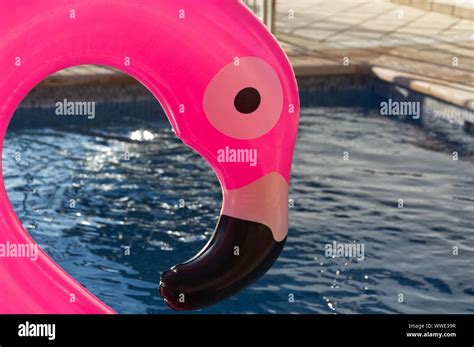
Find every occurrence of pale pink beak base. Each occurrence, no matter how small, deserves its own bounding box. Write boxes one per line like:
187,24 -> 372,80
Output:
222,172 -> 289,242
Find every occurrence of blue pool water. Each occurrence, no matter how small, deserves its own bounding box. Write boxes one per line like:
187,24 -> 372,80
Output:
3,103 -> 474,314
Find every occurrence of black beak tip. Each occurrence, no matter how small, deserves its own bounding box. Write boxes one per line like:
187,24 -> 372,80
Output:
159,269 -> 186,311
158,215 -> 286,311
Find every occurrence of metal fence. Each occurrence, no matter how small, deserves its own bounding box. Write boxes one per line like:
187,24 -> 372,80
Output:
243,0 -> 277,34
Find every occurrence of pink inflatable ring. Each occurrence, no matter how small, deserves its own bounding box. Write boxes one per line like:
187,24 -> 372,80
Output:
0,0 -> 299,312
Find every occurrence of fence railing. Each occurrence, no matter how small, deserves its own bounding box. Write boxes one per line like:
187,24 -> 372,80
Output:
243,0 -> 277,34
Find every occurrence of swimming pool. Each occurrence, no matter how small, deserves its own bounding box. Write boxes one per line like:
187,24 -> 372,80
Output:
3,96 -> 474,313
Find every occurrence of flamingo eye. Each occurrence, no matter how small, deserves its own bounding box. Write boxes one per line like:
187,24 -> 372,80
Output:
234,87 -> 261,114
203,57 -> 283,140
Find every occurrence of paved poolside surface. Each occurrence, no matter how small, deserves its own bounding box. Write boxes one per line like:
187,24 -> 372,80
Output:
278,0 -> 472,80
276,0 -> 473,108
41,0 -> 473,109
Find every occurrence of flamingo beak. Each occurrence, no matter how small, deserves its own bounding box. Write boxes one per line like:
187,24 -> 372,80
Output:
159,172 -> 289,310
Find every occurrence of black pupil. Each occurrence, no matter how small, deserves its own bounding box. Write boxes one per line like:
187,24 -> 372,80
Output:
234,87 -> 261,114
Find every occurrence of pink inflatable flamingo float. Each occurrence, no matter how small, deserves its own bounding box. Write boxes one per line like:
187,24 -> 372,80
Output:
0,0 -> 299,312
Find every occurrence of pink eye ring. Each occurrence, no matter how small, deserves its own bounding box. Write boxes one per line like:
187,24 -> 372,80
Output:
203,57 -> 283,140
